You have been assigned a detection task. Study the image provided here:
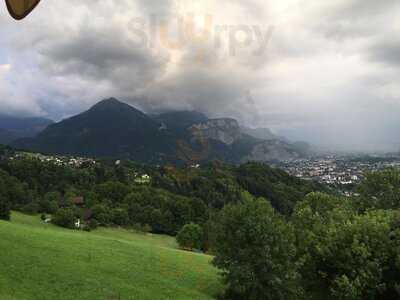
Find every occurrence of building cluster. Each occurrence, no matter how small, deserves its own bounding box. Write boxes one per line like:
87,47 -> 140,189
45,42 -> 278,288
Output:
276,154 -> 400,186
11,152 -> 97,168
134,174 -> 151,184
9,153 -> 154,184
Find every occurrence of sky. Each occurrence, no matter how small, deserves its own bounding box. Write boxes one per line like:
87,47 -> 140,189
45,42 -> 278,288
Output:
1,0 -> 400,152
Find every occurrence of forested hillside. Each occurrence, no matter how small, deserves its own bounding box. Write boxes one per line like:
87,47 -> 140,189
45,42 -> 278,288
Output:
0,152 -> 321,239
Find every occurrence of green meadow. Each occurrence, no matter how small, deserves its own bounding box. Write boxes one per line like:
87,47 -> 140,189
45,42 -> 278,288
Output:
0,212 -> 221,300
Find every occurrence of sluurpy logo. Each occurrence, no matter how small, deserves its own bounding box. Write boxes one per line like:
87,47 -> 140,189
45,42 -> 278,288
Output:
129,13 -> 275,66
5,0 -> 41,20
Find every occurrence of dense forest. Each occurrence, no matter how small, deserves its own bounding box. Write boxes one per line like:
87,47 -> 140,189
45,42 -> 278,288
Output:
0,144 -> 321,235
1,145 -> 400,299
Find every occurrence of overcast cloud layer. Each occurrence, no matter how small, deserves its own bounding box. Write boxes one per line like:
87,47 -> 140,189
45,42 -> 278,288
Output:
1,0 -> 400,151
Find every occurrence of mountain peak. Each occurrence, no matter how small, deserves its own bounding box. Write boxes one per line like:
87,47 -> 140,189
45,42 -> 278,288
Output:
99,97 -> 122,104
87,98 -> 149,119
90,98 -> 130,110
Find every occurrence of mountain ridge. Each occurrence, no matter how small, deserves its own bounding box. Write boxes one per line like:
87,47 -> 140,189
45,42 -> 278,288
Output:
13,98 -> 306,164
0,115 -> 54,145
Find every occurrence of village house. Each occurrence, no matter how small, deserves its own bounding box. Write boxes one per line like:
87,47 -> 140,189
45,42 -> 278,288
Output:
134,174 -> 151,184
72,196 -> 85,207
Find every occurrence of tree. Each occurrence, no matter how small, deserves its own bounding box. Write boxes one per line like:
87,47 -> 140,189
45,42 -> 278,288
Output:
292,192 -> 400,299
356,169 -> 400,211
111,208 -> 129,226
0,194 -> 11,221
315,211 -> 398,299
91,204 -> 111,225
95,181 -> 130,204
235,163 -> 322,216
176,223 -> 203,251
0,169 -> 26,208
125,188 -> 207,235
52,208 -> 76,229
212,196 -> 301,300
39,191 -> 60,214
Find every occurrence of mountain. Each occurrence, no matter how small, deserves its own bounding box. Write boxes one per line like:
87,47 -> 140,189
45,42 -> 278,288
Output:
0,115 -> 53,145
190,118 -> 242,145
154,111 -> 208,131
241,127 -> 277,140
242,127 -> 312,157
241,127 -> 290,142
13,98 -> 305,164
0,128 -> 18,145
13,98 -> 177,163
291,141 -> 312,156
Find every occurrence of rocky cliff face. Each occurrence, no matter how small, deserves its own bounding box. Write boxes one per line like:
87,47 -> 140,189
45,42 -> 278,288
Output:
241,127 -> 277,141
241,140 -> 300,163
188,118 -> 302,163
190,118 -> 242,145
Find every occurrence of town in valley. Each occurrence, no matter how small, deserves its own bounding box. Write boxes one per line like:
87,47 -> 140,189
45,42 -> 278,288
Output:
275,153 -> 400,191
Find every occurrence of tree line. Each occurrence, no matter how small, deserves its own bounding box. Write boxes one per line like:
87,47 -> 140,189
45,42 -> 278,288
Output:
0,156 -> 320,236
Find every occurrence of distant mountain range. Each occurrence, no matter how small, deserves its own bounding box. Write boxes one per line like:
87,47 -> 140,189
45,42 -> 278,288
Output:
12,98 -> 310,164
0,115 -> 53,145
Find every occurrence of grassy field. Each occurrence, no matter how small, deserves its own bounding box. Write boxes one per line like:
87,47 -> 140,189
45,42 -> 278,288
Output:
0,212 -> 222,300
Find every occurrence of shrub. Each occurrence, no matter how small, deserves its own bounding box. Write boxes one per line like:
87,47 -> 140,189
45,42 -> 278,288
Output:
176,223 -> 203,251
22,201 -> 39,215
0,194 -> 11,221
111,208 -> 129,226
52,208 -> 76,229
131,223 -> 152,233
88,219 -> 99,230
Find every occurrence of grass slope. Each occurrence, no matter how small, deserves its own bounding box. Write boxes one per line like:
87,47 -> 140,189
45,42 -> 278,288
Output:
0,213 -> 221,300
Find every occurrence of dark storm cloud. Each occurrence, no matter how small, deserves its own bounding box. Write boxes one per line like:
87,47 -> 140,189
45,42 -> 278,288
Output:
39,23 -> 167,91
1,0 -> 400,151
